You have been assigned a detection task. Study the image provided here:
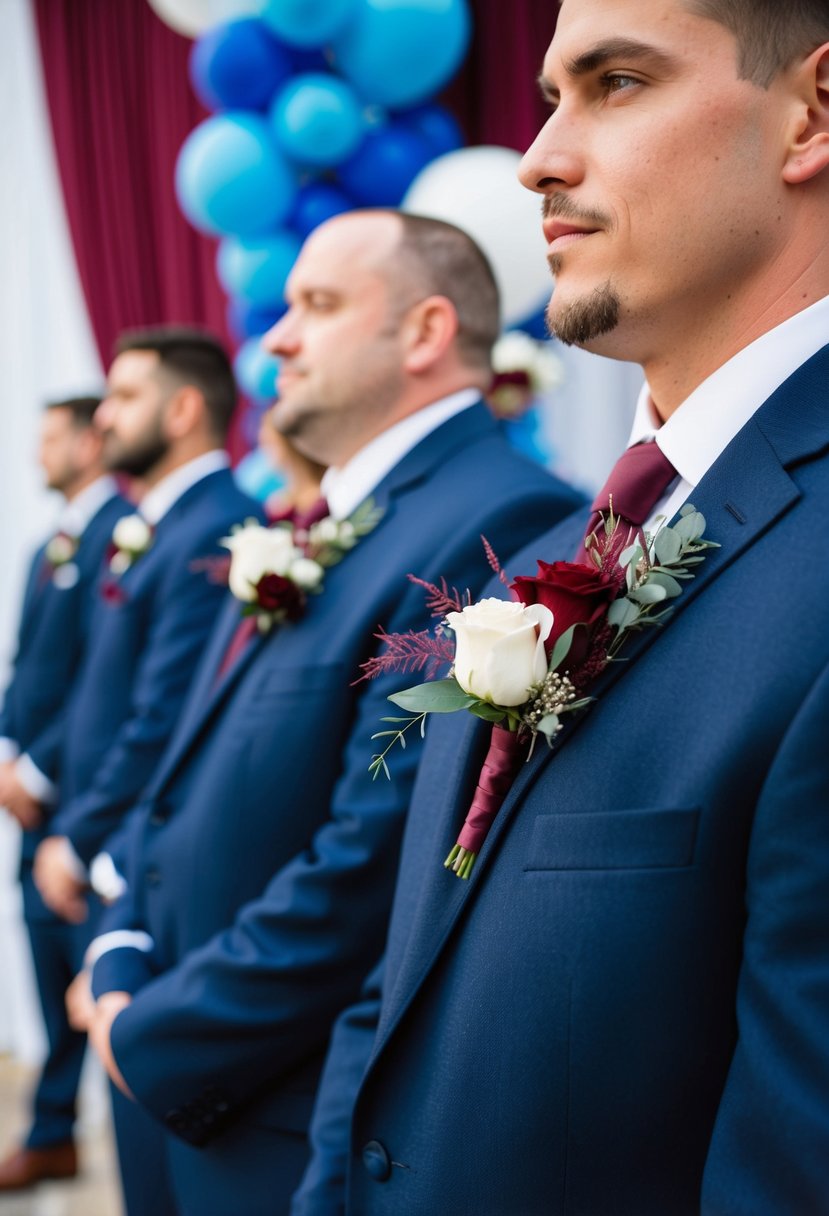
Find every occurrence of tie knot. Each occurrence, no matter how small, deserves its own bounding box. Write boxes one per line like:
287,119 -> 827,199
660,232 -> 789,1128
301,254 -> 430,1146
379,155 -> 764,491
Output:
591,442 -> 677,528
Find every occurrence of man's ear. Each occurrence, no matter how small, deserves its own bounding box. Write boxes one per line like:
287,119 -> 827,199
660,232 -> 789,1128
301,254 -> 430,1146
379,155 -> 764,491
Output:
401,296 -> 459,375
163,385 -> 205,438
782,43 -> 829,185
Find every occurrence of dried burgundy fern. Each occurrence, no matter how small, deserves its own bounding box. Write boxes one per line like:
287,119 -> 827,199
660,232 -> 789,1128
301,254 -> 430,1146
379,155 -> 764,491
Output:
406,574 -> 469,618
355,627 -> 455,685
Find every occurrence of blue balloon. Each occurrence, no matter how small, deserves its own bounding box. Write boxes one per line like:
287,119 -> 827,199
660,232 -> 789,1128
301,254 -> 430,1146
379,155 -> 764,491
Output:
270,74 -> 364,167
227,298 -> 287,341
259,0 -> 358,48
176,113 -> 296,237
337,121 -> 432,205
217,231 -> 303,308
235,446 -> 286,502
189,19 -> 293,112
287,45 -> 330,72
400,103 -> 463,157
289,181 -> 354,238
333,0 -> 471,109
234,337 -> 281,401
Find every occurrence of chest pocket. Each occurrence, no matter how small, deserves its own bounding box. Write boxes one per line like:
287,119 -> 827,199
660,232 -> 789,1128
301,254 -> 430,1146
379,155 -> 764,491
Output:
524,808 -> 700,871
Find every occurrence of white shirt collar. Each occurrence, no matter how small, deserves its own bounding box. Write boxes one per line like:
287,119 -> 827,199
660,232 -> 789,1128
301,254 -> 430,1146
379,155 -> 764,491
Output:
625,295 -> 829,528
58,475 -> 119,536
320,388 -> 480,521
139,449 -> 229,526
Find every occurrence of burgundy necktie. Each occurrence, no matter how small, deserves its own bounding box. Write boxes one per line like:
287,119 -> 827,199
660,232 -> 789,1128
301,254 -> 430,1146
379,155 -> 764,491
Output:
582,441 -> 678,550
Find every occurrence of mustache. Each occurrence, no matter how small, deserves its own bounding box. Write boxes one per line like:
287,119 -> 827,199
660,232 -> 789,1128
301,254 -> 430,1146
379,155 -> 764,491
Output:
542,193 -> 613,230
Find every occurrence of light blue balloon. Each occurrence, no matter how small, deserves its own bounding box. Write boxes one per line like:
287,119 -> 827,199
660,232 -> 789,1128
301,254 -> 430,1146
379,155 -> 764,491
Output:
217,231 -> 303,308
333,0 -> 471,109
175,112 -> 297,237
258,0 -> 358,48
270,74 -> 365,167
233,337 -> 281,401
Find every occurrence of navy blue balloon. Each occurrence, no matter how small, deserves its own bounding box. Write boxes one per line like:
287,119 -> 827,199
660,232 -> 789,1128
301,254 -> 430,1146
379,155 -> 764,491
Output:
270,73 -> 365,167
189,19 -> 293,112
337,121 -> 432,205
216,231 -> 303,308
176,113 -> 296,237
227,298 -> 287,341
289,181 -> 354,239
400,103 -> 463,158
515,304 -> 552,341
333,0 -> 471,109
287,46 -> 330,73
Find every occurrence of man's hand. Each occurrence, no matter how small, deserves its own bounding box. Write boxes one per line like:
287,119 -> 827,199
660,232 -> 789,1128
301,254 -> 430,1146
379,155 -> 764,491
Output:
65,969 -> 96,1032
0,765 -> 44,831
88,992 -> 134,1099
33,837 -> 88,922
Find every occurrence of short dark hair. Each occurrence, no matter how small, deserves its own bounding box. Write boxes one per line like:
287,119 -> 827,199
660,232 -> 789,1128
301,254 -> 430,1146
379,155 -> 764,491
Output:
114,326 -> 236,440
44,395 -> 101,427
685,0 -> 829,86
388,213 -> 501,372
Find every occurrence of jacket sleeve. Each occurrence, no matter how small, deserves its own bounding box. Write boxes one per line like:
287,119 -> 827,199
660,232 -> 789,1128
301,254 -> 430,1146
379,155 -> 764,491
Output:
50,554 -> 232,865
701,657 -> 829,1213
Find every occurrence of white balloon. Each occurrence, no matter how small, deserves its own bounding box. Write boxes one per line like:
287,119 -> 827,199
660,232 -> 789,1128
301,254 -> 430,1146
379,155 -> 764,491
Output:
146,0 -> 262,38
403,145 -> 552,328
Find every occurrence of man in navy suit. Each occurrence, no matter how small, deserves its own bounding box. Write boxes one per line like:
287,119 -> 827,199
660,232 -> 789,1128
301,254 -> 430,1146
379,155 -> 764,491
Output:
0,395 -> 129,1190
77,211 -> 583,1216
291,3 -> 829,1214
32,328 -> 258,922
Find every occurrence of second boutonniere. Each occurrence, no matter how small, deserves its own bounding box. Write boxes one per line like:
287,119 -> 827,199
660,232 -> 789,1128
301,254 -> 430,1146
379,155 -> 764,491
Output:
222,498 -> 384,632
110,514 -> 154,575
365,506 -> 719,878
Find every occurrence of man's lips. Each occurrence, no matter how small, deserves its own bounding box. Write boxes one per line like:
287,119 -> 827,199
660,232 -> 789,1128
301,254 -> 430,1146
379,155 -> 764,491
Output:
543,219 -> 601,250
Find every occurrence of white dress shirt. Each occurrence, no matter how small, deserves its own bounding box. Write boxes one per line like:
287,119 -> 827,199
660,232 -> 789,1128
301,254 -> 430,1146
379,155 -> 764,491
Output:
626,294 -> 829,530
137,448 -> 229,526
320,388 -> 480,521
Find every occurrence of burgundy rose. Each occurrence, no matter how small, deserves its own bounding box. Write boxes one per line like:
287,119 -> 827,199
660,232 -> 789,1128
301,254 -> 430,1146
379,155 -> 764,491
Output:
256,572 -> 306,621
101,580 -> 127,606
510,560 -> 619,669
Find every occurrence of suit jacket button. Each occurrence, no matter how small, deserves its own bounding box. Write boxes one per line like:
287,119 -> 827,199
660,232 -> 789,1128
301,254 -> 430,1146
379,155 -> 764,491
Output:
362,1140 -> 391,1182
145,867 -> 161,887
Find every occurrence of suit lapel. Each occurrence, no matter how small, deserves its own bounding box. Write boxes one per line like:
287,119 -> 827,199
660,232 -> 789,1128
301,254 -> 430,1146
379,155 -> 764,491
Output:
376,346 -> 829,1048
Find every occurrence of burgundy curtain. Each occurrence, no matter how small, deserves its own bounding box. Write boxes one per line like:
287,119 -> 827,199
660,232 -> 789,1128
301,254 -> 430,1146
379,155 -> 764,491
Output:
33,0 -> 229,364
33,0 -> 557,433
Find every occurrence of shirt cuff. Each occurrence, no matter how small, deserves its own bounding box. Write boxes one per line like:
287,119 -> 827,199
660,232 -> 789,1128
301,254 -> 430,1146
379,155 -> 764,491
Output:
0,737 -> 20,764
89,852 -> 128,902
16,753 -> 58,806
85,930 -> 155,970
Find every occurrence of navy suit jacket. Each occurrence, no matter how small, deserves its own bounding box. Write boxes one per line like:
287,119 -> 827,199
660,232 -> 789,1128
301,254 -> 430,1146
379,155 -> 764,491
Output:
295,347 -> 829,1216
0,492 -> 131,871
89,406 -> 583,1187
50,467 -> 260,866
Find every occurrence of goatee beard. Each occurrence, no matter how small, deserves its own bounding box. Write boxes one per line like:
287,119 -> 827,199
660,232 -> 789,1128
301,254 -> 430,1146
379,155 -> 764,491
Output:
546,281 -> 621,347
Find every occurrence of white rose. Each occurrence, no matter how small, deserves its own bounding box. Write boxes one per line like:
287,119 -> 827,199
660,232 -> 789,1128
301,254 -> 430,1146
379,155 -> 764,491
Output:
113,514 -> 152,553
445,598 -> 554,707
222,525 -> 301,602
46,534 -> 76,565
289,557 -> 325,590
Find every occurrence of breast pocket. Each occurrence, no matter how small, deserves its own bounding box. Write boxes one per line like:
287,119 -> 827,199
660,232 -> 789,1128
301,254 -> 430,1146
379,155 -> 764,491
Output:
524,808 -> 700,872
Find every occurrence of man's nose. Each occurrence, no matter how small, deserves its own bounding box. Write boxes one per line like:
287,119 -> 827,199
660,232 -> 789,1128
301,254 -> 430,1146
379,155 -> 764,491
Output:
519,106 -> 585,196
263,311 -> 299,357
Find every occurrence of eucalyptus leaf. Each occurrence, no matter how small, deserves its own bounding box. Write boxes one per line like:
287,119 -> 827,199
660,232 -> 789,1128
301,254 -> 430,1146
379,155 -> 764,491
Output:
646,571 -> 683,598
469,702 -> 507,723
619,543 -> 642,569
389,677 -> 476,714
628,583 -> 668,605
654,527 -> 682,565
673,511 -> 706,543
548,623 -> 579,673
537,713 -> 560,739
608,597 -> 641,629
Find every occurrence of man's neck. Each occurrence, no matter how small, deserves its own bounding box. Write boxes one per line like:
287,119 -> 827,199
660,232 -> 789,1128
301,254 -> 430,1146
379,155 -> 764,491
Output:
63,468 -> 108,502
140,443 -> 221,490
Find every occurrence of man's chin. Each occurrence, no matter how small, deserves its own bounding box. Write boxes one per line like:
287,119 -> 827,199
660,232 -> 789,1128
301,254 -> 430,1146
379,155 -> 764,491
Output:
545,282 -> 621,348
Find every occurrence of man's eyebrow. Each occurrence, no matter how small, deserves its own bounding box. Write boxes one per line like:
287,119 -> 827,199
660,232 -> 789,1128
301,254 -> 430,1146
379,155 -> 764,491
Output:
538,37 -> 680,98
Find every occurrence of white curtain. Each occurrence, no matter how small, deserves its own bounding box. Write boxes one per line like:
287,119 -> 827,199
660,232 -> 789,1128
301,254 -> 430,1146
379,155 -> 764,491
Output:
0,0 -> 102,1064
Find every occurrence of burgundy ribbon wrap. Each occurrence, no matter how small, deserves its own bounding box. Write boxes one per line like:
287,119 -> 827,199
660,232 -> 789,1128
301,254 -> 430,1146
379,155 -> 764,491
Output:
455,723 -> 529,855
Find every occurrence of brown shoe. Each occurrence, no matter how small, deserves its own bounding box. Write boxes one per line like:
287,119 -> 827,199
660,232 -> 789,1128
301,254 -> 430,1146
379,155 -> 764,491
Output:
0,1142 -> 78,1190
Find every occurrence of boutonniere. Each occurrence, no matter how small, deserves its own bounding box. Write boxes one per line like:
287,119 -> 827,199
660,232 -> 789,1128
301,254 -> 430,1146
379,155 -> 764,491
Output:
365,505 -> 719,878
221,499 -> 383,633
45,530 -> 79,568
109,515 -> 154,575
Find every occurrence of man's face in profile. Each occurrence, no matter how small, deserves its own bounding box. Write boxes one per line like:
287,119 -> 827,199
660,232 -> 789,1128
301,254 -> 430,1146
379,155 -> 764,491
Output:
520,0 -> 788,361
